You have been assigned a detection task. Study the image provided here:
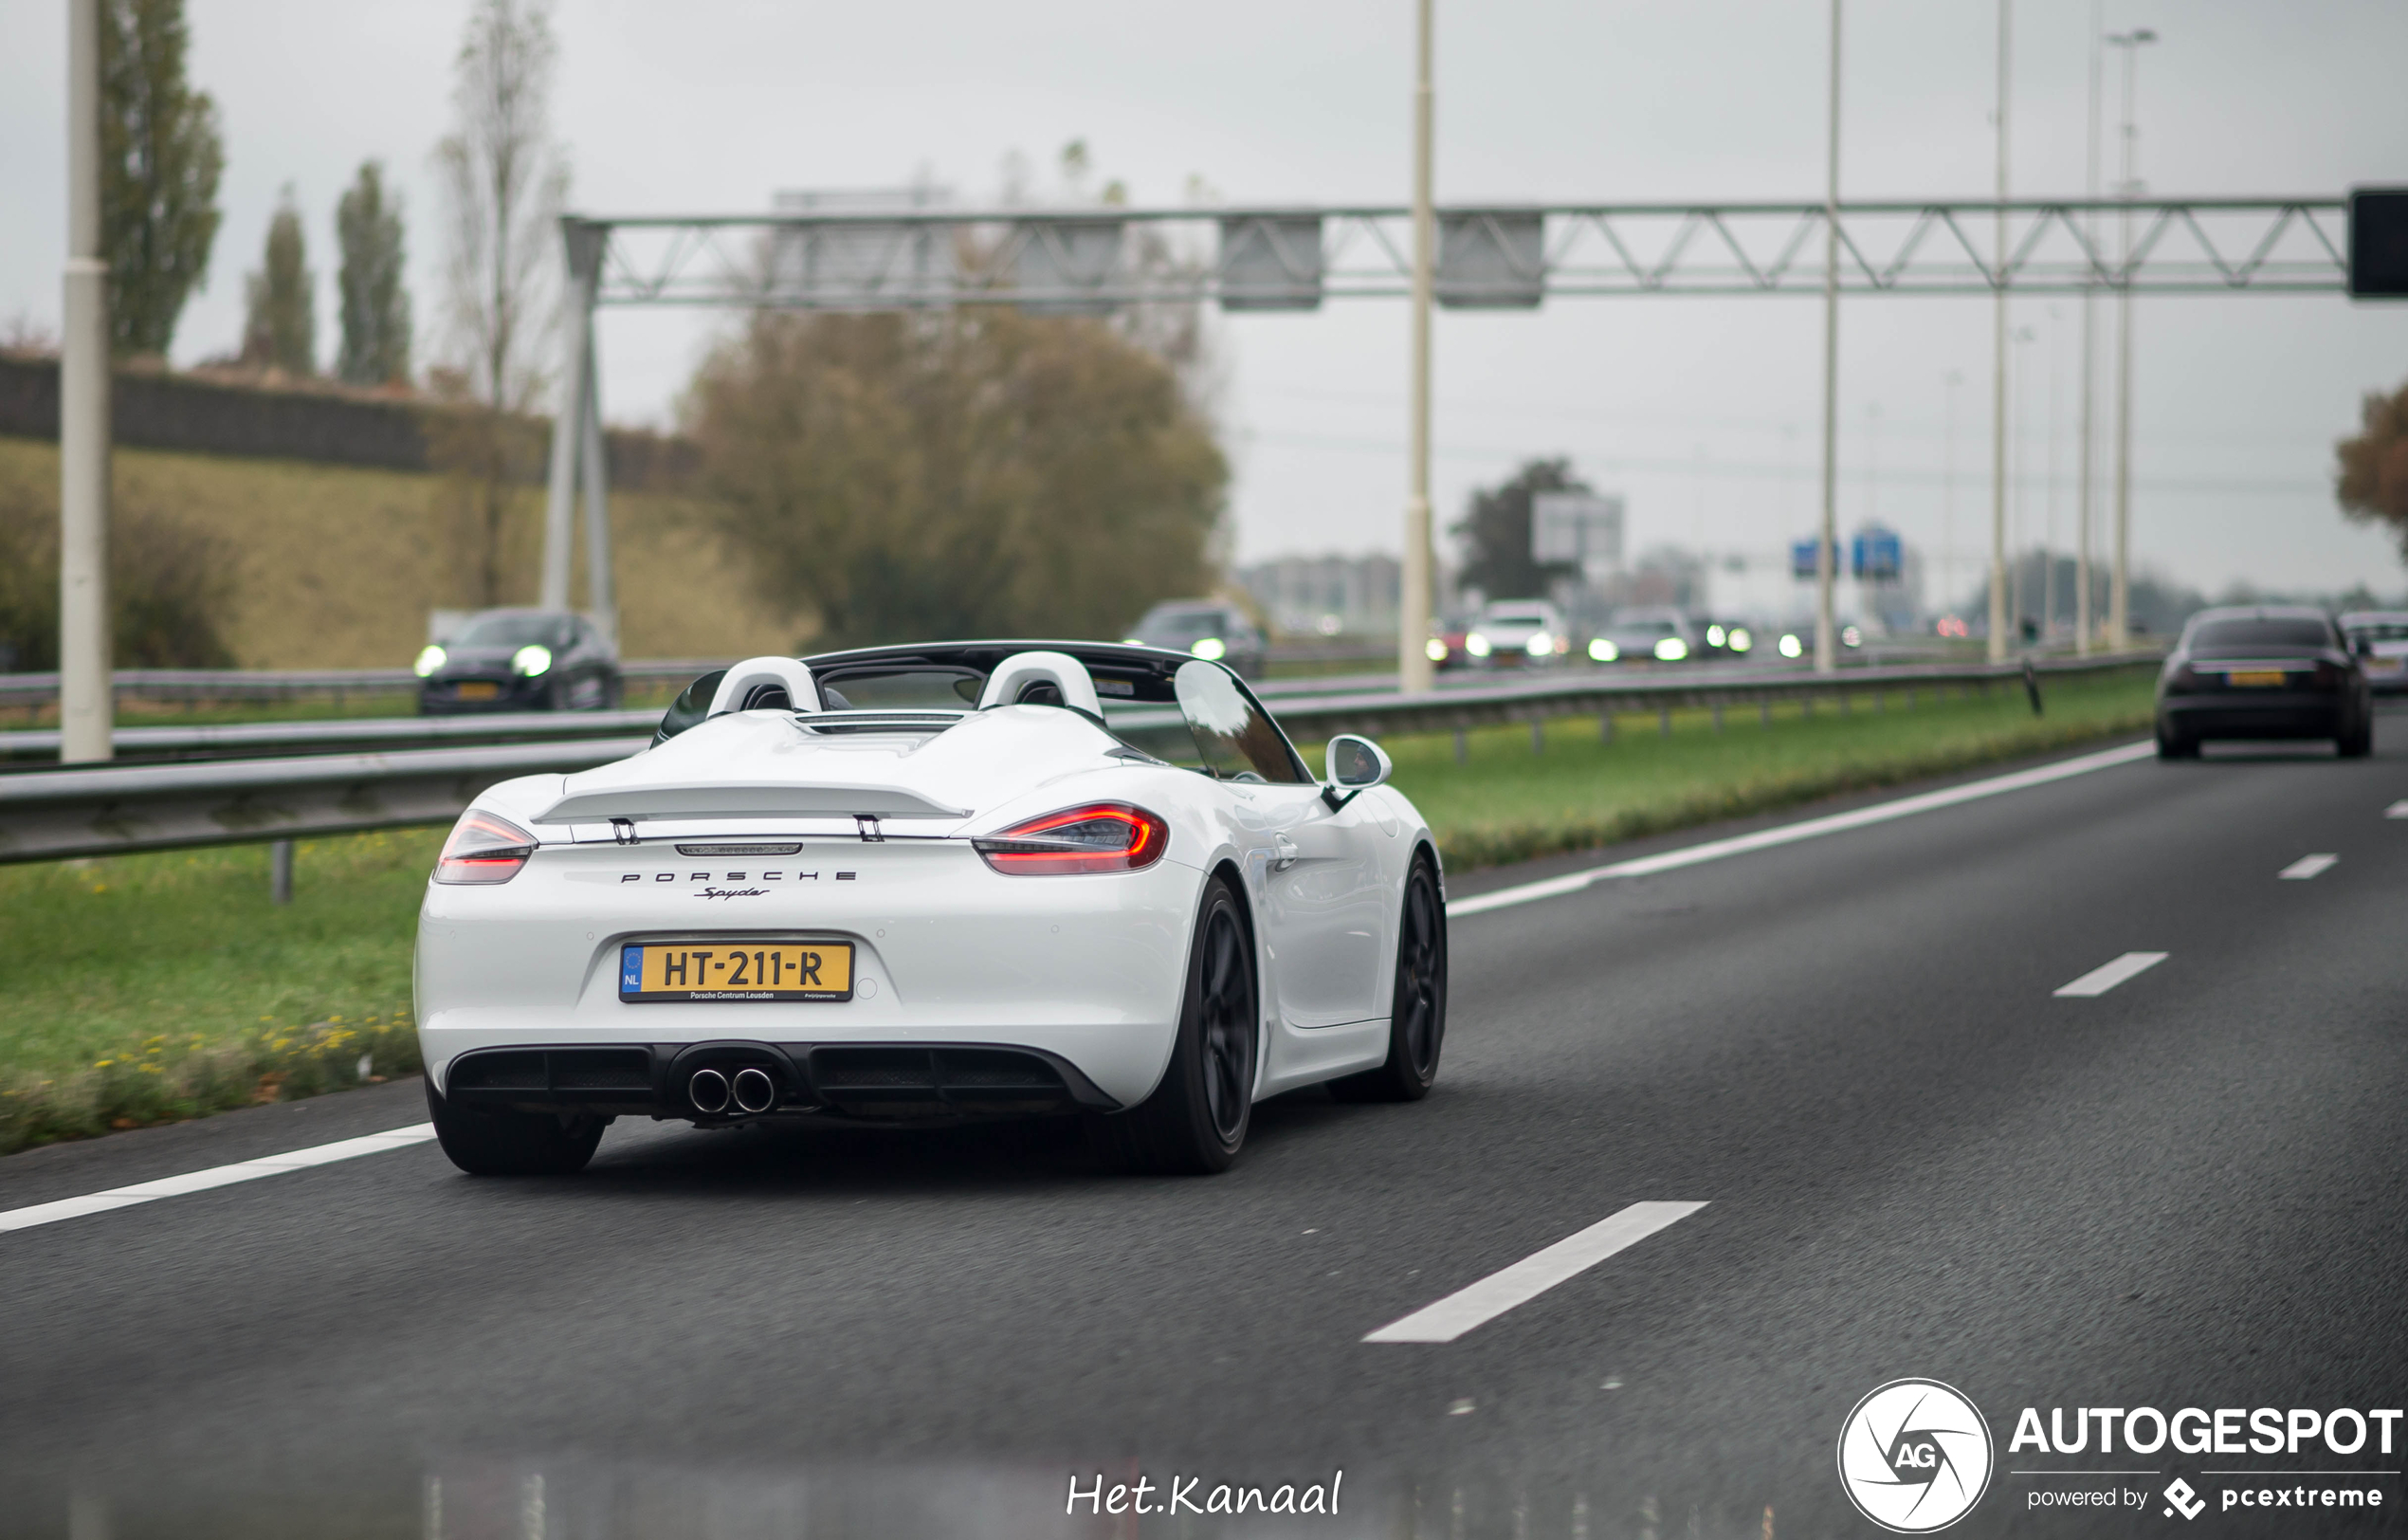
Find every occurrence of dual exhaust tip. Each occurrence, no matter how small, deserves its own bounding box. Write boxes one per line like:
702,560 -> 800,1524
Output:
689,1066 -> 777,1116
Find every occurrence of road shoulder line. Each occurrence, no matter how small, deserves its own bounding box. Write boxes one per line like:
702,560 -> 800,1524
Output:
0,1125 -> 436,1236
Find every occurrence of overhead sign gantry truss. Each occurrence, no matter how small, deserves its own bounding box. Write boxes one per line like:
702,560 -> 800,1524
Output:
539,195 -> 2347,626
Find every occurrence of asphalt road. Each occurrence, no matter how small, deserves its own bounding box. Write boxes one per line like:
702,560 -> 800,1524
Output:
3,723 -> 2404,1539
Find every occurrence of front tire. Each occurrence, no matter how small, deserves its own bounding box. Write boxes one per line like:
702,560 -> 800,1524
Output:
1331,852 -> 1448,1103
427,1081 -> 605,1175
1088,876 -> 1257,1175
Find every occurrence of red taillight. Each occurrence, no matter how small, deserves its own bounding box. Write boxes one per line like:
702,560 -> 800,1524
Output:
973,802 -> 1170,875
434,809 -> 538,885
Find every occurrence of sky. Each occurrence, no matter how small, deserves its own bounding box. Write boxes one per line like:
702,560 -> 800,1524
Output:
4,0 -> 2406,610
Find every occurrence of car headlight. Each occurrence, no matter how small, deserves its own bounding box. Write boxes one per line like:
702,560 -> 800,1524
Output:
1654,636 -> 1689,662
1121,636 -> 1144,646
1706,625 -> 1725,648
1841,625 -> 1863,648
1525,632 -> 1552,658
1190,636 -> 1227,661
512,643 -> 553,677
413,644 -> 447,678
1467,632 -> 1491,657
1424,637 -> 1449,662
1729,627 -> 1752,652
1589,638 -> 1619,662
1779,632 -> 1804,658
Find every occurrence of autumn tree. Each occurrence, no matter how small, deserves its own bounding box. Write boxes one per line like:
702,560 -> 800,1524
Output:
240,186 -> 315,374
1451,457 -> 1587,600
2338,378 -> 2408,562
100,0 -> 226,358
688,307 -> 1228,650
429,0 -> 567,605
336,160 -> 411,386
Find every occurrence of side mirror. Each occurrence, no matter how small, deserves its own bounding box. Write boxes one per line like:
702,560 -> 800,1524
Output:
1321,733 -> 1393,810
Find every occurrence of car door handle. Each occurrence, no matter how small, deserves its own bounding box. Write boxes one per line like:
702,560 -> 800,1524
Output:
1271,834 -> 1300,872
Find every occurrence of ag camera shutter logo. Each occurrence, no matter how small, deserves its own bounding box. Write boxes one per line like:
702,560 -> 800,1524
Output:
1836,1379 -> 1995,1532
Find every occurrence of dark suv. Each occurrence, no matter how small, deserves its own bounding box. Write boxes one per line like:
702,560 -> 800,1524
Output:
416,610 -> 622,714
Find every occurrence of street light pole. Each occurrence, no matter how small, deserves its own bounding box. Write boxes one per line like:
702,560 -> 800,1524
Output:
2107,27 -> 2156,650
1987,0 -> 2012,663
1815,0 -> 1841,675
1398,0 -> 1437,694
2076,0 -> 2102,655
60,0 -> 113,764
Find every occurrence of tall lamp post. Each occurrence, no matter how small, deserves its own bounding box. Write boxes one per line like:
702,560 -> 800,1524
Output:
2076,0 -> 2103,655
2106,26 -> 2157,649
1986,0 -> 2013,662
1814,0 -> 1843,674
1398,0 -> 1437,693
60,0 -> 112,763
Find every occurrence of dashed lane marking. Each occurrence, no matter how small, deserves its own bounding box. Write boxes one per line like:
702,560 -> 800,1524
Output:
2278,853 -> 2339,880
0,1124 -> 436,1236
2386,801 -> 2408,819
2052,952 -> 2169,999
1362,1201 -> 1709,1344
1447,741 -> 2157,918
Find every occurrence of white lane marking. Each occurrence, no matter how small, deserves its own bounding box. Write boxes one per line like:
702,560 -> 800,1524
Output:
2052,952 -> 2168,999
2387,800 -> 2408,819
0,1124 -> 436,1236
1447,741 -> 2157,918
2278,853 -> 2338,880
1362,1201 -> 1708,1344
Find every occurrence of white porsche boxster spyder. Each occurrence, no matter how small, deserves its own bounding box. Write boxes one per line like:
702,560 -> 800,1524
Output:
415,642 -> 1447,1176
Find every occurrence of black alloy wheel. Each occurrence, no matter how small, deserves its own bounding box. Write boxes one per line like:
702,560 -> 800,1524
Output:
426,1081 -> 606,1176
1088,876 -> 1258,1175
1332,852 -> 1448,1103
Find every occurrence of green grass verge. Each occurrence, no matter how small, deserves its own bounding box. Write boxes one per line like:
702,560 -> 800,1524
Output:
0,830 -> 438,1153
1377,667 -> 2159,870
0,667 -> 2156,1154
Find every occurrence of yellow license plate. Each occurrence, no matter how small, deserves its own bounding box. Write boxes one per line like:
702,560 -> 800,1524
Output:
2227,669 -> 2286,688
618,941 -> 854,1002
456,681 -> 501,700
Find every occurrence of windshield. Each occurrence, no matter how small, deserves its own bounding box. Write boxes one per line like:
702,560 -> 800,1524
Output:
812,668 -> 985,710
1482,606 -> 1549,626
2190,618 -> 2332,651
457,613 -> 575,649
2345,620 -> 2408,642
1104,663 -> 1305,783
1137,608 -> 1231,646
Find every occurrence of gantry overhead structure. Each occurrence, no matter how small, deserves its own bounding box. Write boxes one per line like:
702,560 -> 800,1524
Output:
539,195 -> 2349,645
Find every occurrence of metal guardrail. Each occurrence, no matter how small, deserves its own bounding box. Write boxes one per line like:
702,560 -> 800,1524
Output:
0,661 -> 722,712
0,707 -> 664,766
0,652 -> 2158,865
0,739 -> 650,864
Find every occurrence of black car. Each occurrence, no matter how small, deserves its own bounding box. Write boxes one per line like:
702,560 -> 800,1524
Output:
2154,606 -> 2372,760
415,609 -> 621,714
1121,600 -> 1268,679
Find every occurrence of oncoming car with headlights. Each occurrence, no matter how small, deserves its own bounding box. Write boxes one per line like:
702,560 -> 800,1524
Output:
415,642 -> 1449,1177
416,609 -> 621,714
1467,599 -> 1568,666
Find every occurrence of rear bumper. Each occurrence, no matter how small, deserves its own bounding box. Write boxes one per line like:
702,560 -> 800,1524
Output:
436,1039 -> 1119,1124
2159,693 -> 2344,740
415,839 -> 1200,1108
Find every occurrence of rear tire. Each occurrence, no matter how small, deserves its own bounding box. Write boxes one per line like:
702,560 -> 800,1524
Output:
427,1081 -> 605,1175
1330,852 -> 1448,1103
2338,715 -> 2373,758
1087,877 -> 1257,1175
2155,721 -> 2198,760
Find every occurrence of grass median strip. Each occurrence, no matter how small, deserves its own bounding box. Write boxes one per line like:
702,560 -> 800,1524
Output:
1379,667 -> 2160,871
0,830 -> 438,1153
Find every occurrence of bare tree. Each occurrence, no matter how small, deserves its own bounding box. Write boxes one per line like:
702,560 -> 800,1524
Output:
429,0 -> 568,605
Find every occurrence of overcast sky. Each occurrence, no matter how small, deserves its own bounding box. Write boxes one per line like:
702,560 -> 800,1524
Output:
6,0 -> 2406,606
